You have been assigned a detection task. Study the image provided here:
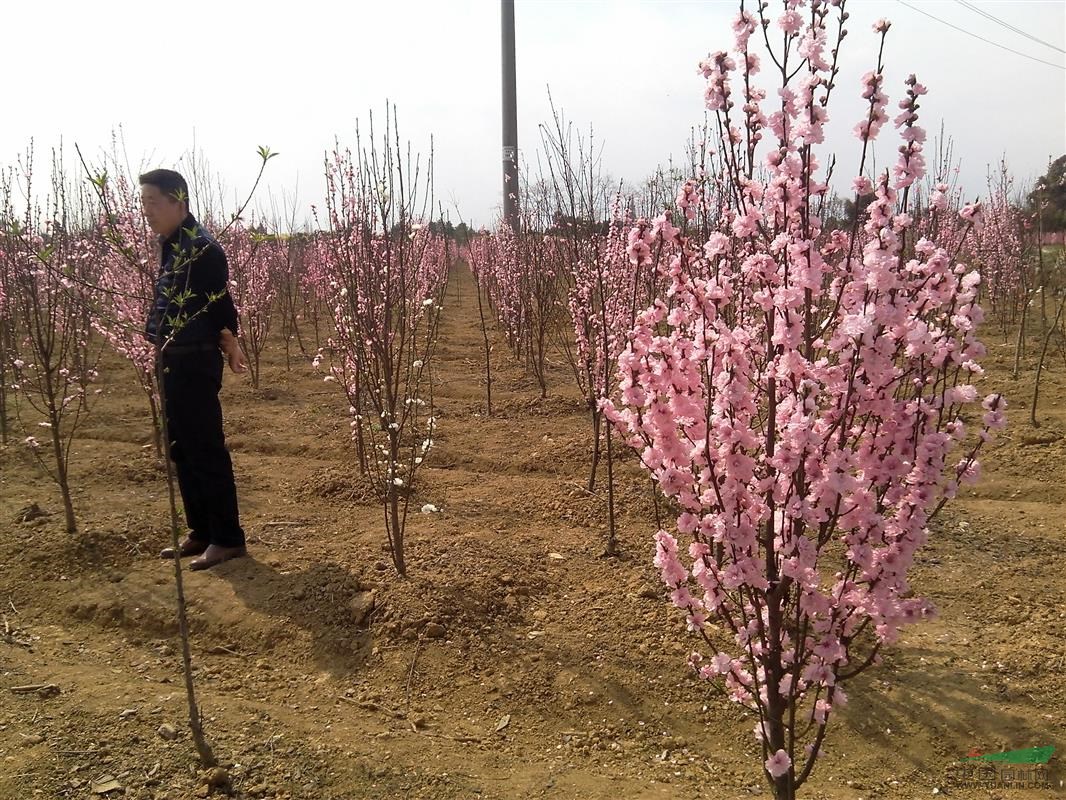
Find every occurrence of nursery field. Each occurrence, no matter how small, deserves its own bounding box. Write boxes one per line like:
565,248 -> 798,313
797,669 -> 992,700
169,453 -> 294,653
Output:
0,265 -> 1063,800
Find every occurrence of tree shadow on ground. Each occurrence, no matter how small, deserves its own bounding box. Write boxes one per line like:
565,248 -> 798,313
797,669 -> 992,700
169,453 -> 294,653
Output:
217,555 -> 375,676
836,643 -> 1057,773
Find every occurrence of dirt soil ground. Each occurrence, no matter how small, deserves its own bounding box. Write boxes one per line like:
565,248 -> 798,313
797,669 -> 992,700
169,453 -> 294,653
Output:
1,266 -> 1063,799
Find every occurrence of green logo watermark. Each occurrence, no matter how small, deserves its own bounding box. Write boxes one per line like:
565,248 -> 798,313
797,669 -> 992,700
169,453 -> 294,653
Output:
963,746 -> 1054,765
946,746 -> 1056,791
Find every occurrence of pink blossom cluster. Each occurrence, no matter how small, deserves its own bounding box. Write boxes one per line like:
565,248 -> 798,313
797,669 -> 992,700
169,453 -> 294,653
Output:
891,75 -> 928,190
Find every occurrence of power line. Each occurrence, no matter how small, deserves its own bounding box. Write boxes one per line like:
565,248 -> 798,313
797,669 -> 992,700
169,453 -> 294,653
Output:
956,0 -> 1065,55
896,0 -> 1066,71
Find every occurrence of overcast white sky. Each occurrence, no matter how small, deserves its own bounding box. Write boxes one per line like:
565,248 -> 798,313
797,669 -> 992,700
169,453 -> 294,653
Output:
3,0 -> 1064,229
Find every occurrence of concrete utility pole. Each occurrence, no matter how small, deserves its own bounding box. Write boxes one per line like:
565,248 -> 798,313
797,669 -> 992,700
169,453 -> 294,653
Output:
501,0 -> 520,230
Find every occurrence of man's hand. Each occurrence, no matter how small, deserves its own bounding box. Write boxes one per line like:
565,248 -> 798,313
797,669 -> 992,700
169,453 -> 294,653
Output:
220,329 -> 248,375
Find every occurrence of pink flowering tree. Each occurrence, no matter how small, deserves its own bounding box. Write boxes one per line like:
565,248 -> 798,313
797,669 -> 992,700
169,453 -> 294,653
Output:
1,148 -> 102,534
465,236 -> 498,415
0,231 -> 13,445
265,195 -> 314,372
969,163 -> 1034,329
545,115 -> 719,554
467,231 -> 520,355
535,112 -> 628,552
87,166 -> 166,456
474,220 -> 566,399
275,234 -> 306,371
299,226 -> 333,354
564,206 -> 667,554
603,4 -> 1004,797
220,220 -> 275,389
316,110 -> 450,576
519,187 -> 574,399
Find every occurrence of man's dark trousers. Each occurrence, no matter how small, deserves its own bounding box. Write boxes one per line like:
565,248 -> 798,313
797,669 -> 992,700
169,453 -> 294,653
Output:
160,346 -> 245,548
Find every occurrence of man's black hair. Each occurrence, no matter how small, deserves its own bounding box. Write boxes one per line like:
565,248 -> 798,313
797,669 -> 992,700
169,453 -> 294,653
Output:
138,169 -> 190,206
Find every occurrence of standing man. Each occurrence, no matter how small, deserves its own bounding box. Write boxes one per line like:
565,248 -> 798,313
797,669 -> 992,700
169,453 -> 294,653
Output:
140,169 -> 248,570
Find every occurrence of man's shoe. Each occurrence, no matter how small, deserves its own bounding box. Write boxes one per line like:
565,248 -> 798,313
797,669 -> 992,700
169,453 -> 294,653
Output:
160,536 -> 208,559
189,544 -> 248,571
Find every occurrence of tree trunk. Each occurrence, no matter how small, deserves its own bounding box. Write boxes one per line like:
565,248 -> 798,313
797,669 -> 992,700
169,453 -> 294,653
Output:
155,358 -> 217,768
1012,287 -> 1033,381
0,360 -> 8,445
148,390 -> 164,460
43,372 -> 76,534
603,421 -> 618,557
387,486 -> 406,577
1030,292 -> 1066,427
588,406 -> 602,492
52,430 -> 76,535
474,271 -> 493,416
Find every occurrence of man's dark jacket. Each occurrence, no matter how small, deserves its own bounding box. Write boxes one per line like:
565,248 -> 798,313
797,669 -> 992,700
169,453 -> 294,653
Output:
145,213 -> 239,347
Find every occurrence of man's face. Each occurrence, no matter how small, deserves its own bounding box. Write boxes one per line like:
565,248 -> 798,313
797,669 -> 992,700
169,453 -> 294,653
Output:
140,184 -> 186,237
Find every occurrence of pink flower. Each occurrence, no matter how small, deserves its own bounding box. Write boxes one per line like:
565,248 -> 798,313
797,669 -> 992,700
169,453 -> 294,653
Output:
982,393 -> 1005,412
676,179 -> 702,221
654,530 -> 688,587
960,202 -> 984,225
765,749 -> 792,778
813,698 -> 831,724
778,10 -> 803,35
703,232 -> 730,257
731,210 -> 760,238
